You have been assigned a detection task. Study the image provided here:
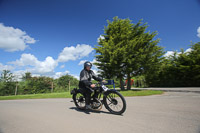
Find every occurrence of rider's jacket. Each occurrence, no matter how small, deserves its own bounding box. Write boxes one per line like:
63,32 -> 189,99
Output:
79,69 -> 102,89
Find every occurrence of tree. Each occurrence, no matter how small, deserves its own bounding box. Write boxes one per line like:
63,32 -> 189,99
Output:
0,70 -> 15,82
150,42 -> 200,87
95,17 -> 164,89
23,76 -> 53,94
188,42 -> 200,86
22,72 -> 32,81
0,70 -> 15,96
55,74 -> 79,91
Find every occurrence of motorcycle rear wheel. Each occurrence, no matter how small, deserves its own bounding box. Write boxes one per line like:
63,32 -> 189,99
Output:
73,92 -> 86,109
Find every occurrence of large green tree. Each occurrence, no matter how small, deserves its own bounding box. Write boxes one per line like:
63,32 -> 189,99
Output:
95,17 -> 164,89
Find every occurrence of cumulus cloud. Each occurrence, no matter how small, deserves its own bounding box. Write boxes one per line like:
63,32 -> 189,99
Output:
78,59 -> 99,75
185,48 -> 192,53
78,59 -> 98,70
57,44 -> 93,62
197,26 -> 200,38
10,53 -> 39,66
0,63 -> 14,71
3,43 -> 94,78
53,71 -> 69,79
60,65 -> 65,69
0,23 -> 36,52
78,60 -> 87,66
97,35 -> 105,42
78,59 -> 97,66
164,48 -> 193,58
10,53 -> 58,75
163,51 -> 176,57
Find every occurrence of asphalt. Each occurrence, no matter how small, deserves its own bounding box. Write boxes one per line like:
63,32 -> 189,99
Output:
0,87 -> 200,133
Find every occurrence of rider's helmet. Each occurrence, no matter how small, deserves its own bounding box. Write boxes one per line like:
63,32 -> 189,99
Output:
84,61 -> 92,69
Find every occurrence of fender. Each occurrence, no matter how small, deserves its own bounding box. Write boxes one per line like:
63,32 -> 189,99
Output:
71,88 -> 85,95
70,88 -> 78,95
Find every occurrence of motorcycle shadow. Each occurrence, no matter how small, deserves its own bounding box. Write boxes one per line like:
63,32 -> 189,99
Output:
69,107 -> 112,115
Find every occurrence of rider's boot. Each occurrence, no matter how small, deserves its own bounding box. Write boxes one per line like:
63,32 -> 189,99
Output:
85,105 -> 92,110
93,98 -> 101,107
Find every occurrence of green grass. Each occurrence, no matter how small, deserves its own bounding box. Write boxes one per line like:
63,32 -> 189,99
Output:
0,90 -> 163,100
119,90 -> 164,97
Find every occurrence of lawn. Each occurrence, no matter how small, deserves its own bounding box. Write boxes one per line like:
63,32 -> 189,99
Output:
0,90 -> 163,100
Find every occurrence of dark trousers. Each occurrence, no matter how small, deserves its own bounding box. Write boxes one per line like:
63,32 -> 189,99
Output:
80,87 -> 98,105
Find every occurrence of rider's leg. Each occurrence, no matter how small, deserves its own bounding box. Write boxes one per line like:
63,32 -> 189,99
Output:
85,88 -> 92,109
85,92 -> 91,105
92,90 -> 99,101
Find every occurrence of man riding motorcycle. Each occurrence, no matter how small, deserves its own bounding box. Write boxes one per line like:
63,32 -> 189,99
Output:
79,61 -> 102,109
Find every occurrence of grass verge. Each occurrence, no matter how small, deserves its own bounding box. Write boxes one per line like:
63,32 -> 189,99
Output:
0,90 -> 163,100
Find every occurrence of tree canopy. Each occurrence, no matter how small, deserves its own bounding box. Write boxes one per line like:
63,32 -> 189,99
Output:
95,17 -> 164,89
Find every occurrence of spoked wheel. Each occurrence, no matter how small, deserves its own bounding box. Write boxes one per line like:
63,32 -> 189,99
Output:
73,92 -> 86,109
103,91 -> 126,115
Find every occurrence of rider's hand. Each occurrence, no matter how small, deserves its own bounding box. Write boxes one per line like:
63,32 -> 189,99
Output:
91,84 -> 96,88
102,80 -> 106,83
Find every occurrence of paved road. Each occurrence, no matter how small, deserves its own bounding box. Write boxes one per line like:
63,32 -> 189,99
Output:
0,91 -> 200,133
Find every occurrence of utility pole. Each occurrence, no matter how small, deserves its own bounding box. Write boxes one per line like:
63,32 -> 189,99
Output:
15,82 -> 18,96
69,81 -> 70,92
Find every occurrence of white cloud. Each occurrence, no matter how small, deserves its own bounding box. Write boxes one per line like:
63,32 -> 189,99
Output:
92,69 -> 99,75
185,48 -> 192,53
164,48 -> 193,58
60,65 -> 65,69
0,23 -> 36,52
78,59 -> 99,76
78,60 -> 87,66
10,53 -> 39,66
91,59 -> 97,64
164,51 -> 176,57
79,59 -> 97,66
197,26 -> 200,38
72,74 -> 79,80
97,35 -> 105,42
53,71 -> 69,79
78,59 -> 98,70
10,53 -> 58,75
0,63 -> 14,71
57,44 -> 93,62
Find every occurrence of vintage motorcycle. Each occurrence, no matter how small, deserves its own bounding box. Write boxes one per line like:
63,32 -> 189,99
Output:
71,81 -> 126,115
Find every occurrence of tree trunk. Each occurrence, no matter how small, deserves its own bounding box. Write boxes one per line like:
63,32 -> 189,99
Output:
127,73 -> 131,90
51,82 -> 54,93
120,77 -> 125,90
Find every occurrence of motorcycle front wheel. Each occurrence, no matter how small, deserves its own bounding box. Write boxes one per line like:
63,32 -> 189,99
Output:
103,91 -> 126,115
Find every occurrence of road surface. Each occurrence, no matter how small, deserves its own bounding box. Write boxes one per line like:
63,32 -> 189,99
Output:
0,90 -> 200,133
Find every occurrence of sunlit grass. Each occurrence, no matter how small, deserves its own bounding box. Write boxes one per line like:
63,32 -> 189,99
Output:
119,90 -> 164,97
0,90 -> 163,100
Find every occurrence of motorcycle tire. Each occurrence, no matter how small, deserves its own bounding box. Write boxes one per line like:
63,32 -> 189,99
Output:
103,90 -> 126,115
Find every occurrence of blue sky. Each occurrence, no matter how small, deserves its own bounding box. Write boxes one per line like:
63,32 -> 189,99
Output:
0,0 -> 200,80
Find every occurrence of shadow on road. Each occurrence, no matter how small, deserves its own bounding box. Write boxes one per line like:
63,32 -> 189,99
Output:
69,107 -> 113,115
0,128 -> 4,133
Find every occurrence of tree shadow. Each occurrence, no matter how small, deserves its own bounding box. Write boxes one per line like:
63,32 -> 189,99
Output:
0,128 -> 4,133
